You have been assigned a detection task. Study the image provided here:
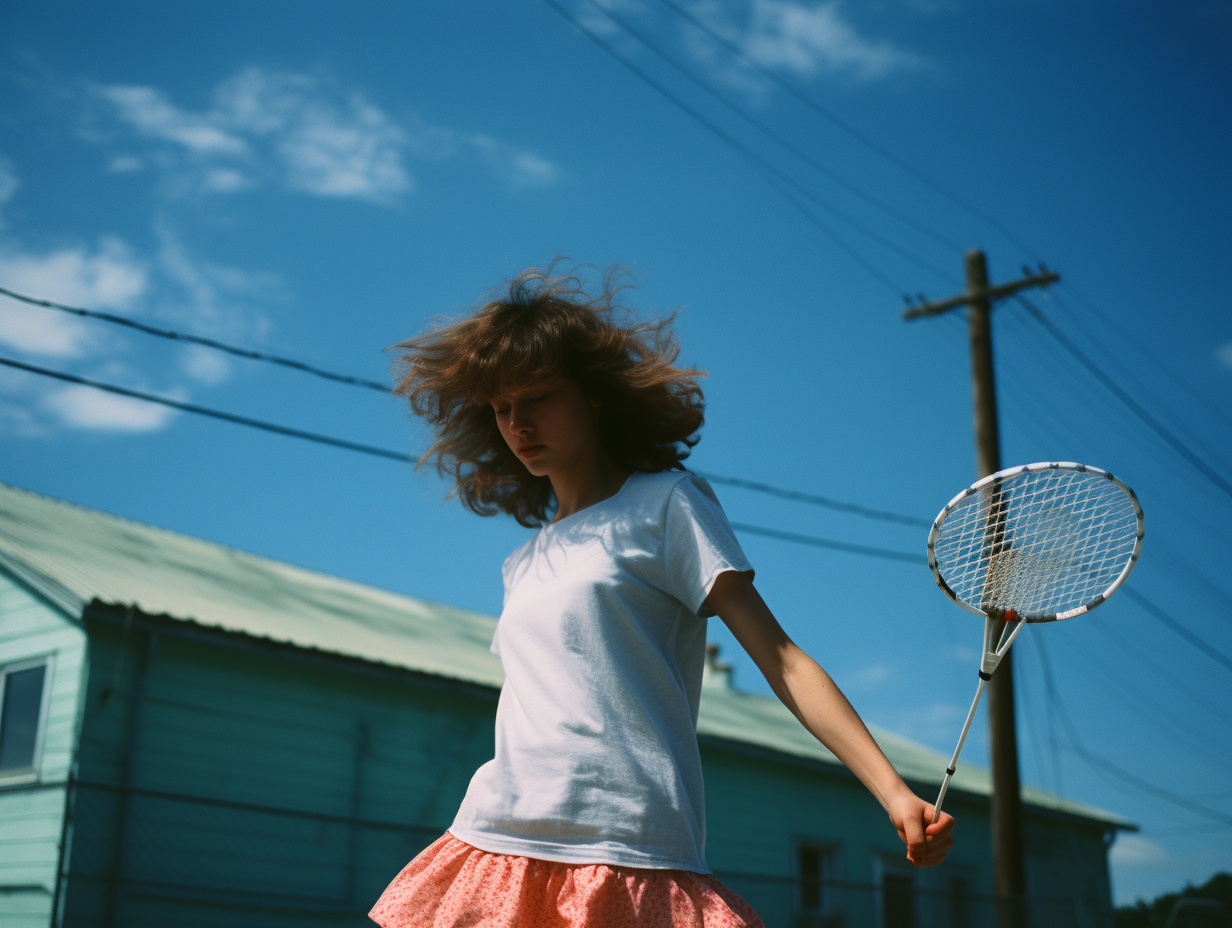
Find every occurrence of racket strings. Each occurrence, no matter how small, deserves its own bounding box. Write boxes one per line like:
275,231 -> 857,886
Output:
934,470 -> 1139,618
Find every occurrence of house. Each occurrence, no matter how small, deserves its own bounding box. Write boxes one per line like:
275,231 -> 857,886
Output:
0,482 -> 1133,927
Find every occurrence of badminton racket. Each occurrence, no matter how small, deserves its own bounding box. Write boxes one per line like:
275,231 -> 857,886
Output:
927,461 -> 1144,821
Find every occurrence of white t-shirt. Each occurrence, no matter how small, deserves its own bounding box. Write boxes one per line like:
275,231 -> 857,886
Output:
449,470 -> 754,873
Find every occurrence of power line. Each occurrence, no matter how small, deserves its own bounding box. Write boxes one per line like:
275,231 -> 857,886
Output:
0,356 -> 411,462
1086,610 -> 1232,729
1035,636 -> 1232,827
655,0 -> 1040,262
727,522 -> 924,564
1055,284 -> 1232,434
541,0 -> 931,295
1123,586 -> 1232,675
0,285 -> 392,394
582,0 -> 964,257
695,471 -> 930,528
3,285 -> 937,528
1044,291 -> 1232,476
1016,294 -> 1232,501
0,355 -> 927,564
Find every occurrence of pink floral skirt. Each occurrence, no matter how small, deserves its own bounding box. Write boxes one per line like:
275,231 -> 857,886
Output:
369,832 -> 764,928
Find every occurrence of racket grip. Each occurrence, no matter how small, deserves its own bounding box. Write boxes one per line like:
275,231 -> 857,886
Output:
934,773 -> 954,823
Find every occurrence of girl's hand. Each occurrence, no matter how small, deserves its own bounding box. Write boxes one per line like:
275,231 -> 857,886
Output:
887,792 -> 955,867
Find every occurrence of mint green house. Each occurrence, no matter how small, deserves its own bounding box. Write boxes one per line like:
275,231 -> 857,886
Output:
0,482 -> 1132,928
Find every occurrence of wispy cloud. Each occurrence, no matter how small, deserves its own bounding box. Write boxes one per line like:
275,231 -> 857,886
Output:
681,0 -> 927,93
91,67 -> 559,203
0,236 -> 147,357
99,84 -> 248,155
41,381 -> 183,433
0,156 -> 18,227
886,701 -> 964,748
0,210 -> 279,433
1217,341 -> 1232,371
1108,833 -> 1170,868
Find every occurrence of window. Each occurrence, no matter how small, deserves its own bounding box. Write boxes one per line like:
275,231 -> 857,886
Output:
879,866 -> 916,928
950,876 -> 970,928
800,844 -> 824,910
0,659 -> 50,780
798,842 -> 840,926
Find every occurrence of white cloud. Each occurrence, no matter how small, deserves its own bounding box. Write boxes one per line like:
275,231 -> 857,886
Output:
92,67 -> 558,203
0,157 -> 17,227
0,236 -> 146,310
853,662 -> 891,686
99,84 -> 248,155
468,134 -> 561,189
947,644 -> 978,663
1109,834 -> 1171,868
889,701 -> 964,747
215,68 -> 411,202
180,344 -> 231,384
0,237 -> 147,357
108,154 -> 144,173
1217,341 -> 1232,371
684,0 -> 926,89
0,224 -> 275,434
203,168 -> 249,192
152,219 -> 277,341
42,382 -> 181,432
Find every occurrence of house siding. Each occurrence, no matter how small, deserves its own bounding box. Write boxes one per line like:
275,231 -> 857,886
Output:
51,613 -> 1117,928
0,572 -> 87,928
61,615 -> 496,927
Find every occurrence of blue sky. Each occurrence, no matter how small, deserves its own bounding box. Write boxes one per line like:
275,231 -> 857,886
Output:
1,0 -> 1229,906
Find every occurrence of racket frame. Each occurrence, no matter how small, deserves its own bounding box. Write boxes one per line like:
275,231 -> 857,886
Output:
926,461 -> 1144,623
926,461 -> 1144,823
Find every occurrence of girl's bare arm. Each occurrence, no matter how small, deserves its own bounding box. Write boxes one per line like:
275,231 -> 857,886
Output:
704,569 -> 955,867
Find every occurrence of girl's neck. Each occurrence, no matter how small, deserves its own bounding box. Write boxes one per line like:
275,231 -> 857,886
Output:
549,454 -> 631,524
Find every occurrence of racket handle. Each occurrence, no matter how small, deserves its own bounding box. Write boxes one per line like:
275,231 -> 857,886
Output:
934,677 -> 988,823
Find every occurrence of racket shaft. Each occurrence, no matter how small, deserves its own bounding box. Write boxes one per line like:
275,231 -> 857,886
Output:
933,679 -> 987,823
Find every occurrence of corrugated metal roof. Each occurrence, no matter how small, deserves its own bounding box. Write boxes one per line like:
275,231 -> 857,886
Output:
0,482 -> 1132,829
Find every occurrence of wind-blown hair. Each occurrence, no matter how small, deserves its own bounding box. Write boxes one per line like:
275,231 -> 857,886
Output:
391,265 -> 706,527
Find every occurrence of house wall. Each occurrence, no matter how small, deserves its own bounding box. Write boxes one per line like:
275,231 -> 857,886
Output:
57,610 -> 1115,928
702,740 -> 1114,928
61,613 -> 498,928
0,572 -> 87,928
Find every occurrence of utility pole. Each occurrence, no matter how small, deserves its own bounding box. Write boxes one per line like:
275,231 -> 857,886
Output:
902,249 -> 1058,928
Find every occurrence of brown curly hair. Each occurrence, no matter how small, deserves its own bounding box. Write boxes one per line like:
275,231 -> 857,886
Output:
391,265 -> 706,527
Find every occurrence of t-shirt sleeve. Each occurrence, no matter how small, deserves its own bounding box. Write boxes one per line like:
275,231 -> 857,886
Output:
664,475 -> 754,618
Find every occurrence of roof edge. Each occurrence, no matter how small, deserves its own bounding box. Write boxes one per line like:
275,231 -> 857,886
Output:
0,550 -> 86,624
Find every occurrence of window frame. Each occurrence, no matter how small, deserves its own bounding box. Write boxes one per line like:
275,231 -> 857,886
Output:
873,856 -> 918,928
0,654 -> 55,787
795,837 -> 841,923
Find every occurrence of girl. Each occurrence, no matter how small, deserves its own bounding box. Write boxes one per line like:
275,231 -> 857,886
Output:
370,267 -> 955,928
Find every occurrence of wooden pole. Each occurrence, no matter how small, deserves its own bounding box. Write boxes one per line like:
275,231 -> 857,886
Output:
965,249 -> 1027,928
901,251 -> 1057,928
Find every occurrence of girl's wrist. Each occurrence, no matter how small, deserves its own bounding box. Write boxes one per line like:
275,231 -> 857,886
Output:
874,776 -> 918,814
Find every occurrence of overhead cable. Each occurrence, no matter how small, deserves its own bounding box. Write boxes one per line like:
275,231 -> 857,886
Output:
541,0 -> 925,295
1123,585 -> 1232,675
0,355 -> 925,565
1056,284 -> 1232,433
0,356 -> 410,462
695,471 -> 931,528
656,0 -> 1040,262
583,0 -> 964,257
1016,294 -> 1232,501
0,285 -> 393,394
2,285 -> 935,527
1036,636 -> 1232,826
727,522 -> 924,564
